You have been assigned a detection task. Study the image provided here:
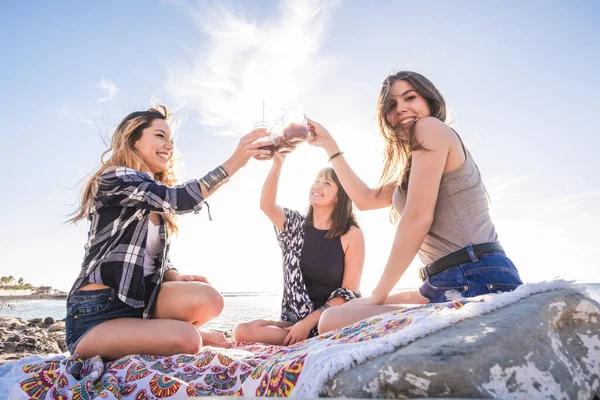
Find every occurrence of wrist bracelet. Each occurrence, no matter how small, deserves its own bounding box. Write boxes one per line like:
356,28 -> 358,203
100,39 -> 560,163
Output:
328,151 -> 344,163
317,304 -> 330,313
199,165 -> 229,191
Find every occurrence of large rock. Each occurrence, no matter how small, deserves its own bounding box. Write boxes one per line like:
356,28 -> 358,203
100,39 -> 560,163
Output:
0,316 -> 66,364
324,289 -> 600,399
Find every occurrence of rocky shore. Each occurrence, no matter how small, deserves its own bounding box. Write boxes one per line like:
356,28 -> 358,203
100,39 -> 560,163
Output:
0,315 -> 234,367
0,316 -> 67,365
0,294 -> 67,301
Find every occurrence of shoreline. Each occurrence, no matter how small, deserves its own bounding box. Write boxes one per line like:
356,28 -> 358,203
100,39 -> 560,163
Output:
0,294 -> 67,301
1,293 -> 277,301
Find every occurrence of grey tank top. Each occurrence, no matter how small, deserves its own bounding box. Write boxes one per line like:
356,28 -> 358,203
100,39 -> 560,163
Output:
393,133 -> 498,265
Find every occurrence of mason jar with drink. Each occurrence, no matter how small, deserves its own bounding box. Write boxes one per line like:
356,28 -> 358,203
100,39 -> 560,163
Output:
281,107 -> 309,145
252,120 -> 276,161
270,118 -> 296,155
252,105 -> 309,160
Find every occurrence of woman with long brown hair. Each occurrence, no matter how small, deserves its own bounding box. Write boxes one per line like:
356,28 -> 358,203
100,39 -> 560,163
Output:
307,71 -> 523,333
65,105 -> 271,360
233,152 -> 365,345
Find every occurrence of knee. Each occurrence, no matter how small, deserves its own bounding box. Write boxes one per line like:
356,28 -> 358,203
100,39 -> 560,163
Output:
174,324 -> 203,355
188,285 -> 224,319
233,322 -> 252,341
203,286 -> 224,318
317,308 -> 336,335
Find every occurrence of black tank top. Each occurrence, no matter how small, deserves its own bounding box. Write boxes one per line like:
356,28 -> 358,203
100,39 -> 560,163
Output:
299,225 -> 345,309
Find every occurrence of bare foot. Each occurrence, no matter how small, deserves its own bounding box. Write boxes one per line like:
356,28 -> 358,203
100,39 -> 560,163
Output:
199,330 -> 232,348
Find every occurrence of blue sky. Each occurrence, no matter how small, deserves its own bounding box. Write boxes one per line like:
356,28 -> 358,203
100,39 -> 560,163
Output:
1,0 -> 599,292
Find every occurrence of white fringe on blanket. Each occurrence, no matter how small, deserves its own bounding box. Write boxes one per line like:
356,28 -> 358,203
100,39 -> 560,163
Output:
292,280 -> 583,397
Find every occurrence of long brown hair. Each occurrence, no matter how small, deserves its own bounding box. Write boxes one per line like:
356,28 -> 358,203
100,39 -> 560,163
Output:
306,167 -> 358,239
376,71 -> 447,195
68,105 -> 179,235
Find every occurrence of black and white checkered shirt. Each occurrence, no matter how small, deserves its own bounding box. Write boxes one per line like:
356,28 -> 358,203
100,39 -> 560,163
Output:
69,167 -> 205,318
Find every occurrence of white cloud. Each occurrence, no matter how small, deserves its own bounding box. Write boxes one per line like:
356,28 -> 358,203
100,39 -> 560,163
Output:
537,189 -> 600,218
487,173 -> 534,195
163,0 -> 600,292
97,78 -> 119,103
57,102 -> 95,126
167,0 -> 340,137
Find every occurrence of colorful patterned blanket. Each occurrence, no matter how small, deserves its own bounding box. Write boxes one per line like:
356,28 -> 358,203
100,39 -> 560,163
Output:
1,281 -> 574,399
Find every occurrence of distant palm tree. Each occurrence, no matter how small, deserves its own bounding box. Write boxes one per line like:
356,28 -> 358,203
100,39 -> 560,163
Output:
0,276 -> 8,286
17,277 -> 24,286
7,275 -> 15,286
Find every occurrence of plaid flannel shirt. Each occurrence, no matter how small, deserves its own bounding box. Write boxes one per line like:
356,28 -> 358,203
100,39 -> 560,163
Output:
69,167 -> 205,318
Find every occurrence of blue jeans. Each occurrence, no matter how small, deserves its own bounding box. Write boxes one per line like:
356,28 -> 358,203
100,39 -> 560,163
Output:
65,287 -> 143,354
419,247 -> 522,303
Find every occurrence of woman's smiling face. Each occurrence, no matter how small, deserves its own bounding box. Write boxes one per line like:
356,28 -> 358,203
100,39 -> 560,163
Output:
134,119 -> 174,174
309,174 -> 339,208
384,79 -> 431,139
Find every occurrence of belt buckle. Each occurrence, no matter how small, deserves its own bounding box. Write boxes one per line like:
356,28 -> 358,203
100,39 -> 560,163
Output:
418,266 -> 427,281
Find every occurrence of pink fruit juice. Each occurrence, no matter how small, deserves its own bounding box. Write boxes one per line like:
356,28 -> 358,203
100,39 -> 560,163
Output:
282,122 -> 309,145
271,135 -> 293,154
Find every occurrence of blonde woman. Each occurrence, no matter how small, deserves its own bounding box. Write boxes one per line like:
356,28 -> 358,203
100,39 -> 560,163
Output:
66,106 -> 270,360
308,71 -> 523,333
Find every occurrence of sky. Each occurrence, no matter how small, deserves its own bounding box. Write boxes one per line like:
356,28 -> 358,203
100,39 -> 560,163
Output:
1,0 -> 599,293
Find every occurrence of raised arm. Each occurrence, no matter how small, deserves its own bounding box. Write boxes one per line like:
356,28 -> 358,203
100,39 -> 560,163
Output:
307,118 -> 395,211
370,118 -> 453,304
199,128 -> 271,199
100,129 -> 270,215
259,154 -> 286,231
99,167 -> 205,215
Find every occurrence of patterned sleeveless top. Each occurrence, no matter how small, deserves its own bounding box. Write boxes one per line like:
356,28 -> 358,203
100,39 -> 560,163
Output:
274,208 -> 360,336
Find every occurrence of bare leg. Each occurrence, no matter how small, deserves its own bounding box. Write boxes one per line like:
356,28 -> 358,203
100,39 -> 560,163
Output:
73,281 -> 227,359
233,319 -> 294,345
384,289 -> 428,305
152,281 -> 231,347
318,305 -> 406,334
318,290 -> 428,334
152,281 -> 224,326
74,318 -> 202,360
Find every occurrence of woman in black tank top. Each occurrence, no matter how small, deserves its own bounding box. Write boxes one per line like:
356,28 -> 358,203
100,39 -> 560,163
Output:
233,154 -> 365,346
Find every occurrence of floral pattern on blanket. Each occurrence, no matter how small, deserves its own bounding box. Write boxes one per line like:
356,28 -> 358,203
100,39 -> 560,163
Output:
12,298 -> 481,399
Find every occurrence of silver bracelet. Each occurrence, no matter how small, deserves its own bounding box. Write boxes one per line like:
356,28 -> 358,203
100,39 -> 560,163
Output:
200,166 -> 229,191
317,304 -> 330,313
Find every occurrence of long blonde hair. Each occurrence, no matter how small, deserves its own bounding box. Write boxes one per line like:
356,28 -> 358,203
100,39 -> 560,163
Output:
375,71 -> 448,222
69,105 -> 179,235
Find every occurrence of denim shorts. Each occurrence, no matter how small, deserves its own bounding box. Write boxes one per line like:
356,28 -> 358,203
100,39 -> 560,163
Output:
419,247 -> 522,303
65,287 -> 143,354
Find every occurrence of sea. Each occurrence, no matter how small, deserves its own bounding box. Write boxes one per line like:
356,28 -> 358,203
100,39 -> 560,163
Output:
0,292 -> 281,333
2,284 -> 599,334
